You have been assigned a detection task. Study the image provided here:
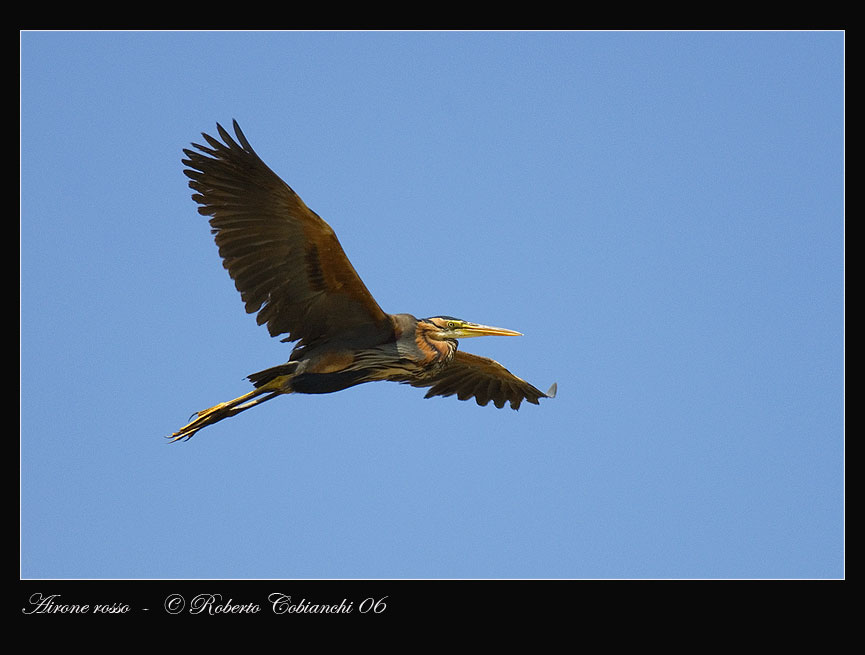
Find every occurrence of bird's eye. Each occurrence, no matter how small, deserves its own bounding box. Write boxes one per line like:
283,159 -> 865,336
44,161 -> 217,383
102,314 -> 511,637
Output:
447,321 -> 456,329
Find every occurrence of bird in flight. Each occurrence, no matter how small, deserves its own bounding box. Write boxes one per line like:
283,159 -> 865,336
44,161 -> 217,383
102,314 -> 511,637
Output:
170,121 -> 555,441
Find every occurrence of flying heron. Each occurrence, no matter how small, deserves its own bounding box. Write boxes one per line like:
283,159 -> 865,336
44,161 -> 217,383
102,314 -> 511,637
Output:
170,121 -> 556,441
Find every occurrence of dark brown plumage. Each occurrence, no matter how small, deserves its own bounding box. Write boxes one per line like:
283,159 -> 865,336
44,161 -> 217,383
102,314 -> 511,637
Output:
408,351 -> 552,410
170,121 -> 555,441
183,122 -> 391,351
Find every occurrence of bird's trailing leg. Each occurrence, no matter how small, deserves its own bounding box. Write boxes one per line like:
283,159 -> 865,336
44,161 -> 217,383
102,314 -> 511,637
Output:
167,378 -> 289,442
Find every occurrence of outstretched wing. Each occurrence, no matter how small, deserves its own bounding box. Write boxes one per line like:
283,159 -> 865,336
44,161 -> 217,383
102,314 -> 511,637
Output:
182,120 -> 392,349
408,351 -> 556,410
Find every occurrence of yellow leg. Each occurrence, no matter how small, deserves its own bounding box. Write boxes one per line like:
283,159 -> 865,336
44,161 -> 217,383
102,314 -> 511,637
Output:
168,376 -> 291,442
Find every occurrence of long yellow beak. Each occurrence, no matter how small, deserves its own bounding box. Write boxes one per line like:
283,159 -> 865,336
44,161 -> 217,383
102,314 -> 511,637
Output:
454,322 -> 523,338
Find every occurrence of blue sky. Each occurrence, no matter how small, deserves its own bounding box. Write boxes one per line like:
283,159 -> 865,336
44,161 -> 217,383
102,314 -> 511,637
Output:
21,31 -> 843,580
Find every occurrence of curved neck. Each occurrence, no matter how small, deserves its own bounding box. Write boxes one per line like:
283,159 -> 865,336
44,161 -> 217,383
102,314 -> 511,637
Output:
410,319 -> 458,367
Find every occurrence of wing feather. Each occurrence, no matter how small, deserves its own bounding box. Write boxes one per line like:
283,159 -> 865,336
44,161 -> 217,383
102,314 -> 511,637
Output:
182,120 -> 391,349
408,351 -> 556,410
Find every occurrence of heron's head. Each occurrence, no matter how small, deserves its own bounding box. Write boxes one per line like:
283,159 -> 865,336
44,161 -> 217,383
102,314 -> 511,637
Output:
421,316 -> 522,341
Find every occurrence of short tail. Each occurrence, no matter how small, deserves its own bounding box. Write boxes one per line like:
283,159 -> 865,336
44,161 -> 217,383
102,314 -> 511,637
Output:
247,361 -> 299,388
